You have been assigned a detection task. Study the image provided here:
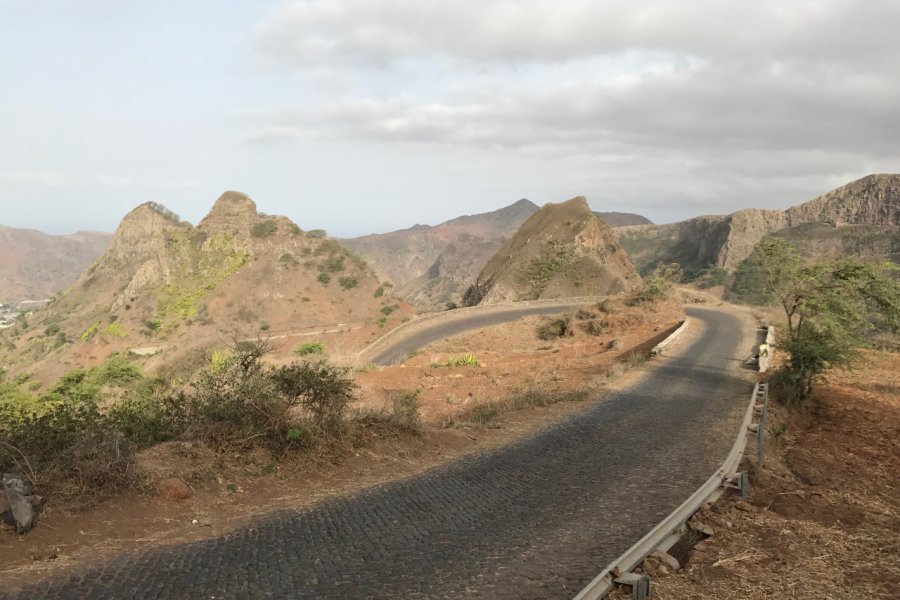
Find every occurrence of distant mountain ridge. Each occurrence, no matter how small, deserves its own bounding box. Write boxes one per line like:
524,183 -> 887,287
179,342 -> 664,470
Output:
344,200 -> 651,310
616,174 -> 900,276
464,197 -> 642,305
0,226 -> 111,302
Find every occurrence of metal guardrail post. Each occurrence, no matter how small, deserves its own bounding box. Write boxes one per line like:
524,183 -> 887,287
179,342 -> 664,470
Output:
757,383 -> 769,466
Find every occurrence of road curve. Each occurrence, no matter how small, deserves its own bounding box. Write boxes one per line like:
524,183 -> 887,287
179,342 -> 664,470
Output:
368,303 -> 589,366
4,307 -> 755,599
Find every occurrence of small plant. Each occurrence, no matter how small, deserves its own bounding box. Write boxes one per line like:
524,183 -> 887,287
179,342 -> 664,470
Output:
373,285 -> 385,298
380,304 -> 399,316
377,315 -> 388,328
339,276 -> 358,289
537,317 -> 572,340
294,341 -> 325,356
279,253 -> 298,266
318,272 -> 331,285
307,229 -> 327,238
250,219 -> 278,238
390,389 -> 421,431
433,354 -> 481,368
468,402 -> 500,428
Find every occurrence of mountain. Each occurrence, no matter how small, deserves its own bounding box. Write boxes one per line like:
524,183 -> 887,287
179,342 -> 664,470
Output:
0,192 -> 409,384
463,197 -> 642,305
343,200 -> 652,310
593,212 -> 653,227
0,226 -> 111,303
616,174 -> 900,276
342,199 -> 539,310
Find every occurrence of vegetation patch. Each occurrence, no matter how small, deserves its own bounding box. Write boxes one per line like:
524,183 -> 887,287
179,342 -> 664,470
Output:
294,341 -> 325,356
432,353 -> 481,368
250,219 -> 278,238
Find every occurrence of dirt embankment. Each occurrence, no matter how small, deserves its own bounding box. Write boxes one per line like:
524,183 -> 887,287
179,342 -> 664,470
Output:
612,351 -> 900,599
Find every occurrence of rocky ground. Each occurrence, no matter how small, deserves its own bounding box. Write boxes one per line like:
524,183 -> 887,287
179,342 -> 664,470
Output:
610,350 -> 900,600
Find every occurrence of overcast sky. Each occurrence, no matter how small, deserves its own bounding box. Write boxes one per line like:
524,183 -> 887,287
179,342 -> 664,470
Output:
1,1 -> 898,236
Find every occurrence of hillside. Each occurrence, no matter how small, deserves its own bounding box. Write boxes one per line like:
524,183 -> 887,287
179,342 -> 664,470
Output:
464,197 -> 642,305
617,174 -> 900,276
0,192 -> 411,384
0,225 -> 110,303
344,200 -> 651,311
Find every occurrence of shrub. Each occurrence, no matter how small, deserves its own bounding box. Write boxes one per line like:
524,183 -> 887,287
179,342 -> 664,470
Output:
271,361 -> 357,435
318,272 -> 331,285
326,254 -> 346,273
373,286 -> 385,298
537,317 -> 572,340
390,389 -> 421,431
634,263 -> 682,304
294,341 -> 325,356
380,304 -> 399,316
307,229 -> 327,238
433,354 -> 481,368
468,402 -> 500,428
339,276 -> 358,289
251,219 -> 278,238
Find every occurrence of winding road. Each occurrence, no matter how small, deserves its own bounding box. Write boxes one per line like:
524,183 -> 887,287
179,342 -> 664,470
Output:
5,306 -> 755,599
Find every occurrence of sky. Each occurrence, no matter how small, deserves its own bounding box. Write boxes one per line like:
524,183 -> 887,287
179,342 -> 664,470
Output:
1,0 -> 898,237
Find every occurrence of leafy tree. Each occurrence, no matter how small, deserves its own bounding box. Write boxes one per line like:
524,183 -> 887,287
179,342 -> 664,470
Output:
742,238 -> 899,400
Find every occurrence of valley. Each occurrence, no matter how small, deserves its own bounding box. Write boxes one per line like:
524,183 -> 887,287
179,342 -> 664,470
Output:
1,174 -> 898,598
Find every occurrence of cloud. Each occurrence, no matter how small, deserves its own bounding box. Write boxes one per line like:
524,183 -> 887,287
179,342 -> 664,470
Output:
253,0 -> 900,68
243,0 -> 900,222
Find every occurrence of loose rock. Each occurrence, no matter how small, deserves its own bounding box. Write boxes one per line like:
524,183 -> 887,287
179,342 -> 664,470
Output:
158,478 -> 194,502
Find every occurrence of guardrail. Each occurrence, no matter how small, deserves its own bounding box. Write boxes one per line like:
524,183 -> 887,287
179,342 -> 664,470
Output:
573,381 -> 762,600
650,320 -> 688,356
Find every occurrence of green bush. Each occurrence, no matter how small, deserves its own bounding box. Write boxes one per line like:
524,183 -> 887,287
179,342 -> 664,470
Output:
339,276 -> 358,289
318,272 -> 331,285
326,254 -> 346,273
271,361 -> 357,435
294,341 -> 325,356
307,229 -> 327,238
250,219 -> 278,238
373,286 -> 385,298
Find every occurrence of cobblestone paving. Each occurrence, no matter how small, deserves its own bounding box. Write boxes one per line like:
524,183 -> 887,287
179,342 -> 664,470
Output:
4,308 -> 753,599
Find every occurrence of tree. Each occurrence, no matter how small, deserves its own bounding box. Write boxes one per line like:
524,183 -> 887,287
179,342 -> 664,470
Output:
744,238 -> 900,400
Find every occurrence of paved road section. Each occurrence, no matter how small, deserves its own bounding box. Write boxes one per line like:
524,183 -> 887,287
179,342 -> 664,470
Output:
370,303 -> 588,365
5,307 -> 754,599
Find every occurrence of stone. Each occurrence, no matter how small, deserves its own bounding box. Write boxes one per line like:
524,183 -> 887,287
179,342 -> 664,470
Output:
3,487 -> 35,533
689,521 -> 715,536
735,500 -> 755,512
649,549 -> 680,571
158,478 -> 194,502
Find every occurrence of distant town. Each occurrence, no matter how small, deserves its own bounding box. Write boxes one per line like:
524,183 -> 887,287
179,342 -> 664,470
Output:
0,300 -> 49,329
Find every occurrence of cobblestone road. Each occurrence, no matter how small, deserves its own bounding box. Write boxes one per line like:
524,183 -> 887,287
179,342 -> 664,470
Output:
4,307 -> 754,599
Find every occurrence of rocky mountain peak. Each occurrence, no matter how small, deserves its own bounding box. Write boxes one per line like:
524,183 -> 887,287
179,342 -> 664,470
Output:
464,196 -> 641,305
199,191 -> 259,234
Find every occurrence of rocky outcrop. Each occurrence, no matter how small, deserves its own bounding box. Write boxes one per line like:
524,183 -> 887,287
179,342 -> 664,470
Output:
464,197 -> 642,305
198,191 -> 260,236
343,199 -> 540,309
617,174 -> 900,274
345,200 -> 653,310
786,174 -> 900,227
